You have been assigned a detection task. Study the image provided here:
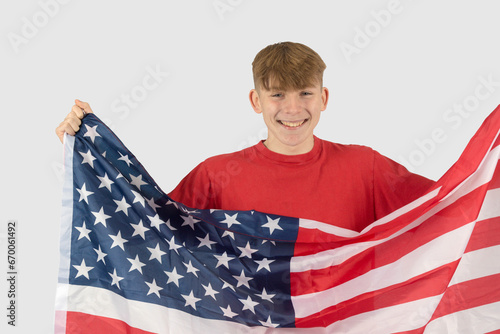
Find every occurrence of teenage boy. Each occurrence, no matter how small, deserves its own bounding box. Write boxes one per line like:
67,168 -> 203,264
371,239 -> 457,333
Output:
56,42 -> 434,232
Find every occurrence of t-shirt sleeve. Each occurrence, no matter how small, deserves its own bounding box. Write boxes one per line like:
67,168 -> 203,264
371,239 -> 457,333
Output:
372,150 -> 435,220
167,161 -> 217,210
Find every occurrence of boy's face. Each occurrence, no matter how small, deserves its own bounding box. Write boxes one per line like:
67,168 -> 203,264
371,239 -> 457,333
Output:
249,82 -> 329,155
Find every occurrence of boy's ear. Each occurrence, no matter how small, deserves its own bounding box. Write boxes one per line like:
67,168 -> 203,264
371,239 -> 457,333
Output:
249,89 -> 262,114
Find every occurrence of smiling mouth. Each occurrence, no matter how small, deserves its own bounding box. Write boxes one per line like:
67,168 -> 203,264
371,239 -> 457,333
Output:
278,119 -> 307,128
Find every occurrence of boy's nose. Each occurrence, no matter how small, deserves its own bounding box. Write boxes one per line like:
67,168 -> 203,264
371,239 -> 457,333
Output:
283,95 -> 301,113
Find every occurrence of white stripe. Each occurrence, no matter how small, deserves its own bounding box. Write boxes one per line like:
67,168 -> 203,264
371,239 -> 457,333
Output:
424,301 -> 500,334
324,294 -> 443,334
291,146 -> 500,273
477,187 -> 500,221
449,244 -> 500,286
292,222 -> 474,318
59,284 -> 340,334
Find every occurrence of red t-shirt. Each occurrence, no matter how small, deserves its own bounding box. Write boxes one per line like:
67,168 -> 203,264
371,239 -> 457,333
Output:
168,137 -> 435,232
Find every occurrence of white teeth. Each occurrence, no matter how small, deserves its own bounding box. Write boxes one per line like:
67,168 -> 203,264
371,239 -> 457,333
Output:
281,120 -> 305,127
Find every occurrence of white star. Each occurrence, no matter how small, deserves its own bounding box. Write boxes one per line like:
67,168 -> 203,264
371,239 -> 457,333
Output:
130,174 -> 147,189
220,213 -> 241,228
259,316 -> 279,328
101,151 -> 106,158
118,152 -> 132,166
181,215 -> 199,230
239,295 -> 259,314
165,219 -> 177,231
97,172 -> 114,192
79,149 -> 96,168
256,288 -> 276,303
181,291 -> 201,310
92,207 -> 111,227
183,260 -> 200,277
222,230 -> 235,239
113,196 -> 131,216
202,283 -> 219,300
93,245 -> 107,264
238,242 -> 258,259
108,269 -> 124,289
214,251 -> 235,269
166,236 -> 183,255
220,305 -> 238,318
233,270 -> 253,288
109,231 -> 127,250
131,190 -> 145,207
255,258 -> 275,272
127,255 -> 146,274
76,183 -> 94,204
197,234 -> 217,249
145,279 -> 163,298
83,124 -> 100,143
261,239 -> 276,246
221,279 -> 236,291
147,214 -> 165,230
146,196 -> 161,211
73,259 -> 93,279
147,243 -> 166,263
75,221 -> 91,241
131,220 -> 149,240
262,216 -> 283,235
165,267 -> 184,287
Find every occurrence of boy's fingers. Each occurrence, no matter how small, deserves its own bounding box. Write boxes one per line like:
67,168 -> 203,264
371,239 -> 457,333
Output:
75,99 -> 94,115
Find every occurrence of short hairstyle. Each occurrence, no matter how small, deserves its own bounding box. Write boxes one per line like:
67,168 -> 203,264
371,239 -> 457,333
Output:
252,41 -> 327,91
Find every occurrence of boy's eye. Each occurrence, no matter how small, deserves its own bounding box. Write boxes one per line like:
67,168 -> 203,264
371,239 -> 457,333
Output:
271,93 -> 283,98
301,91 -> 312,96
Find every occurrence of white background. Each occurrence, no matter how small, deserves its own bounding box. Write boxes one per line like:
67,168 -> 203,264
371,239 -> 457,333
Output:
1,0 -> 500,333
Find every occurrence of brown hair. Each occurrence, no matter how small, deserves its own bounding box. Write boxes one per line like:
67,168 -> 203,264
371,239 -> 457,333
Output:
252,41 -> 326,91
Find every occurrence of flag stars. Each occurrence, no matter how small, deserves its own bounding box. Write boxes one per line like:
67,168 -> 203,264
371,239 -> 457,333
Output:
146,196 -> 161,211
76,183 -> 94,204
79,149 -> 96,168
238,241 -> 258,259
166,236 -> 183,255
113,196 -> 131,216
220,305 -> 238,318
108,269 -> 124,289
131,220 -> 150,240
109,231 -> 128,250
147,243 -> 166,263
75,221 -> 92,241
262,216 -> 283,235
181,216 -> 199,230
221,213 -> 241,227
94,245 -> 107,264
97,172 -> 114,192
165,267 -> 184,287
145,279 -> 163,298
131,190 -> 145,207
197,234 -> 217,249
181,291 -> 201,310
233,270 -> 253,289
239,296 -> 259,314
83,124 -> 100,143
214,251 -> 235,269
130,174 -> 147,189
183,260 -> 200,278
259,316 -> 279,328
202,283 -> 219,300
73,259 -> 93,279
118,152 -> 133,166
255,258 -> 275,272
257,288 -> 276,303
92,207 -> 111,227
147,214 -> 165,230
127,255 -> 146,274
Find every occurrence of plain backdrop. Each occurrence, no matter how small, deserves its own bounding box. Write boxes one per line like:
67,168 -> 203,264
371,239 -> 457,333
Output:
1,0 -> 500,332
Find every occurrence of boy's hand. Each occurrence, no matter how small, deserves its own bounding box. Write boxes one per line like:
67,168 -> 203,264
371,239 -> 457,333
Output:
55,99 -> 94,143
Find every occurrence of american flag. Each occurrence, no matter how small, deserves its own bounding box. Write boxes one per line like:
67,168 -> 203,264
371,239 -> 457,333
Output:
55,106 -> 500,333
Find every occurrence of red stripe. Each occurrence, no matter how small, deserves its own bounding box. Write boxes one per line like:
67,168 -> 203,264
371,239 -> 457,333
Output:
65,311 -> 155,334
465,216 -> 500,253
295,261 -> 458,328
291,184 -> 487,296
